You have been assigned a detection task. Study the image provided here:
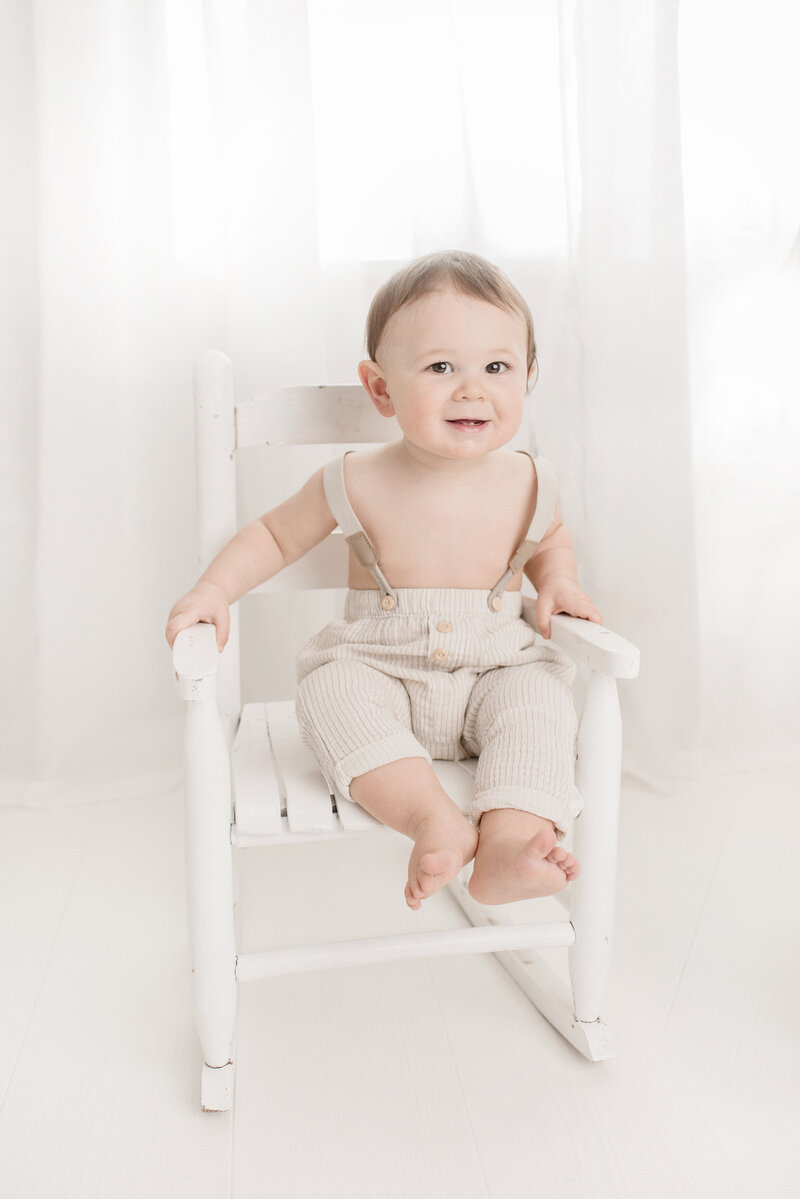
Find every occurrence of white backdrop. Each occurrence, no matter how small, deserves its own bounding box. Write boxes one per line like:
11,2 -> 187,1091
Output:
1,0 -> 798,798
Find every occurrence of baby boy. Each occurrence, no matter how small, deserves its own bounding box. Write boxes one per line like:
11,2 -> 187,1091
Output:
166,250 -> 602,911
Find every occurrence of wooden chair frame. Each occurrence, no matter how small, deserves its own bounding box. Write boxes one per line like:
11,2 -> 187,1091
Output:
173,351 -> 640,1112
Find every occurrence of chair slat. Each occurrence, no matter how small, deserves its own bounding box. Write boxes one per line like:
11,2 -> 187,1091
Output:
236,388 -> 399,447
232,704 -> 283,836
265,701 -> 335,832
333,784 -> 386,833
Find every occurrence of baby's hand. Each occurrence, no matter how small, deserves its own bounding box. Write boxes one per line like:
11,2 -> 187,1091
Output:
535,580 -> 602,640
165,581 -> 230,652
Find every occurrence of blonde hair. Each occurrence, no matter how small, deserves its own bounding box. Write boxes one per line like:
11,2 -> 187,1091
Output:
365,250 -> 537,377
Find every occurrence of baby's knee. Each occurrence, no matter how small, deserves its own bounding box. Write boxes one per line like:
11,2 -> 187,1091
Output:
297,660 -> 339,705
296,659 -> 366,716
297,659 -> 411,729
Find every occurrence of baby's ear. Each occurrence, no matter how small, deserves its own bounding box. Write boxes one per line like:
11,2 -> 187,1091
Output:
526,360 -> 539,391
358,359 -> 394,417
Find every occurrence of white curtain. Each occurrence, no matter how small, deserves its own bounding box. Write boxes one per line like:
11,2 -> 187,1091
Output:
2,0 -> 798,797
680,2 -> 800,777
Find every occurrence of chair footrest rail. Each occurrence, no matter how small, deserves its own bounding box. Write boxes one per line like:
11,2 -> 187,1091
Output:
235,920 -> 574,981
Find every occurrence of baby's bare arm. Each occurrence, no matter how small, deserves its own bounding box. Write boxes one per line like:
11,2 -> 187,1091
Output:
166,466 -> 336,648
524,502 -> 602,638
200,466 -> 336,600
525,504 -> 580,591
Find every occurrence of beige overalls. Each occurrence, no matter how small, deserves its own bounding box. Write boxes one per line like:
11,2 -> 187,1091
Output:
295,451 -> 582,835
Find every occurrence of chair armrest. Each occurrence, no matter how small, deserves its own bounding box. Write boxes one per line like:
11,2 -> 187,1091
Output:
173,623 -> 219,700
521,597 -> 639,679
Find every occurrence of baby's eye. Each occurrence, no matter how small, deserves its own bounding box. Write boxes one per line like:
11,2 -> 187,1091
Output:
486,361 -> 509,374
429,361 -> 453,375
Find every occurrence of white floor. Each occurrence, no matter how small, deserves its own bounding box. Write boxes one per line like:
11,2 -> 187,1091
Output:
0,763 -> 797,1199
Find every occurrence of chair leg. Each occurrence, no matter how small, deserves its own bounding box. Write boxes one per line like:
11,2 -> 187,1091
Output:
232,845 -> 242,910
569,673 -> 622,1029
184,698 -> 237,1111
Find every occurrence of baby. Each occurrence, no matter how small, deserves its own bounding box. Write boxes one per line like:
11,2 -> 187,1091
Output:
166,250 -> 602,911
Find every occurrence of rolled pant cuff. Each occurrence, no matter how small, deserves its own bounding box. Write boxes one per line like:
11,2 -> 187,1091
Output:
469,785 -> 583,840
335,733 -> 433,802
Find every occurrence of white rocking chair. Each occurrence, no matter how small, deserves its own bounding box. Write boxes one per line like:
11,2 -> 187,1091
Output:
173,350 -> 640,1112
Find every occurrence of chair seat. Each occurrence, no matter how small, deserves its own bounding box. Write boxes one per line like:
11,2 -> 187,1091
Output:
231,701 -> 479,847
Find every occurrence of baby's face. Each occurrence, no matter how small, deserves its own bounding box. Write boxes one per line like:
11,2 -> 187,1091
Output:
364,288 -> 531,466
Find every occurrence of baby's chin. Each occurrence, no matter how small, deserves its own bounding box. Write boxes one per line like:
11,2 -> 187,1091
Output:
397,435 -> 514,469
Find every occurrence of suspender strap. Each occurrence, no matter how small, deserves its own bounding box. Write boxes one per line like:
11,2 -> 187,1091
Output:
323,452 -> 397,606
324,450 -> 557,614
487,455 -> 559,611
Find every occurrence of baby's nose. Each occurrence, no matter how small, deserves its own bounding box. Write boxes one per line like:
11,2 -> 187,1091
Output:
455,373 -> 486,400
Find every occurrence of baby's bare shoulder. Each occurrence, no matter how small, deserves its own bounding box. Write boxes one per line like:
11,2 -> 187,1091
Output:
342,444 -> 401,495
502,447 -> 536,479
344,444 -> 395,475
491,450 -> 539,521
488,448 -> 538,498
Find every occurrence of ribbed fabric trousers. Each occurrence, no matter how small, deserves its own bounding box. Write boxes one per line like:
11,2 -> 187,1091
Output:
295,588 -> 582,836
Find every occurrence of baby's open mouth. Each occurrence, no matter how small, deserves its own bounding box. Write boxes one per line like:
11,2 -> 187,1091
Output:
447,419 -> 488,428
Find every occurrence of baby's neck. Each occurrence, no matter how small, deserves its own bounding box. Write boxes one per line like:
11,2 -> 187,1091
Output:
393,437 -> 503,484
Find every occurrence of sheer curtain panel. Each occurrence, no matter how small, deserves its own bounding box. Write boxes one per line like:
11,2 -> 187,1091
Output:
1,0 -> 797,799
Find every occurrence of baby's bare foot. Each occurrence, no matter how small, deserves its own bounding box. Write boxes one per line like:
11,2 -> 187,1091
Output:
468,823 -> 580,905
405,815 -> 478,911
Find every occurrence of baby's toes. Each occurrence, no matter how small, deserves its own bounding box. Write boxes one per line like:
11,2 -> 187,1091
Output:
417,850 -> 452,893
555,851 -> 579,879
546,846 -> 568,869
546,846 -> 580,879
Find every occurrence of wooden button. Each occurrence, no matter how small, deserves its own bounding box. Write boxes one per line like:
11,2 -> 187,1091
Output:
381,595 -> 396,610
436,621 -> 452,633
432,648 -> 448,662
490,596 -> 503,611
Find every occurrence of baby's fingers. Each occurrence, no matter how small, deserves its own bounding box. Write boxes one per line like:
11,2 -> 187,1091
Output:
211,607 -> 230,651
535,595 -> 555,640
575,599 -> 603,625
165,610 -> 197,649
557,597 -> 603,626
165,606 -> 229,651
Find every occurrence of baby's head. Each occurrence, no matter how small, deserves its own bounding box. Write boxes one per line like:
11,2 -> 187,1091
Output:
365,250 -> 537,384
